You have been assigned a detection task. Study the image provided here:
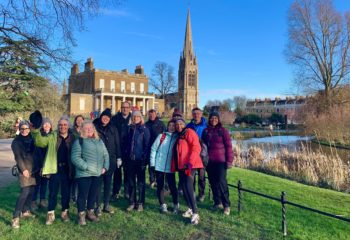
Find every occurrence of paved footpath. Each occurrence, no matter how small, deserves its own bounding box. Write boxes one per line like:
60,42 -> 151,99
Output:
0,138 -> 16,188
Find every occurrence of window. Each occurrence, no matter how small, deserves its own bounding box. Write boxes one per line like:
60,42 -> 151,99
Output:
188,73 -> 196,87
121,81 -> 125,92
140,83 -> 144,93
99,79 -> 104,89
79,98 -> 85,110
131,82 -> 135,92
111,80 -> 115,91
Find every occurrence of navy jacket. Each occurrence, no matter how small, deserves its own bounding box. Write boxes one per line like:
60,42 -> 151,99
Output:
125,123 -> 151,166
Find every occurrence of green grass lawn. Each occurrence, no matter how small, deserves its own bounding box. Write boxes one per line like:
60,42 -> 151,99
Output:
0,168 -> 349,240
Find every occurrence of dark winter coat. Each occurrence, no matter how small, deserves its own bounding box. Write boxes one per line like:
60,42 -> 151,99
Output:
11,135 -> 36,187
112,112 -> 131,158
125,123 -> 151,166
93,118 -> 122,175
202,123 -> 234,168
171,128 -> 203,171
145,118 -> 166,145
186,117 -> 207,138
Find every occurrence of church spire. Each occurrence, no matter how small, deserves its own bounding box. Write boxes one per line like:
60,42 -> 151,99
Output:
183,9 -> 194,57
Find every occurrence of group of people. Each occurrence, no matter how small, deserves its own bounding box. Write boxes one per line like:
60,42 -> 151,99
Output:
11,102 -> 234,229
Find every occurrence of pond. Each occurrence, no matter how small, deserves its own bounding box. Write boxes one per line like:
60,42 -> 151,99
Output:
233,135 -> 350,163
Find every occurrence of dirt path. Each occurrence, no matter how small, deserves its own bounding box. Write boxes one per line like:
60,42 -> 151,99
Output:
0,139 -> 16,188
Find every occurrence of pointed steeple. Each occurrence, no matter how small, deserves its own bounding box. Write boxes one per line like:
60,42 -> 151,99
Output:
183,9 -> 194,57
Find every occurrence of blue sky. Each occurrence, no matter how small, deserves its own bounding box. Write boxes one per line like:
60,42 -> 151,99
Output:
69,0 -> 350,107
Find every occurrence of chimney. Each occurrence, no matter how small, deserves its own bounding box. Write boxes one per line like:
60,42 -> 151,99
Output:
84,58 -> 94,72
71,64 -> 79,75
135,65 -> 144,75
121,69 -> 128,73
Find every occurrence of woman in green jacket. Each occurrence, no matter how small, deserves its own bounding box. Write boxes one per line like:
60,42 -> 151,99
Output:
71,121 -> 109,225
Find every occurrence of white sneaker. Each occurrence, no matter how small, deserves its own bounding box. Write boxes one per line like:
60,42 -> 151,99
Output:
160,204 -> 168,213
173,203 -> 180,214
182,208 -> 193,218
191,213 -> 200,225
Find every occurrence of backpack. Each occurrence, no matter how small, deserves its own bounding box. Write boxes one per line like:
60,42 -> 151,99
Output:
199,139 -> 209,167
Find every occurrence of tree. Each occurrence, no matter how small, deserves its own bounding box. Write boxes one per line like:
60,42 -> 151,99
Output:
0,0 -> 120,77
268,113 -> 285,125
233,95 -> 247,110
149,62 -> 176,98
285,0 -> 350,106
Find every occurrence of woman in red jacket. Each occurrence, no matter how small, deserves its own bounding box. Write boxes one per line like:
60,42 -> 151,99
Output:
202,112 -> 233,215
171,117 -> 203,225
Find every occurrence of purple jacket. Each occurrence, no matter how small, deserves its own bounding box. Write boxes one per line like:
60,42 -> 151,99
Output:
202,123 -> 233,167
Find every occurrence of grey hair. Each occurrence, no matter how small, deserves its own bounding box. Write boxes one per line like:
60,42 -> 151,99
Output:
58,115 -> 71,128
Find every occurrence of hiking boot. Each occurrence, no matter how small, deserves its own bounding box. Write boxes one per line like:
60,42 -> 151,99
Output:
160,204 -> 168,213
87,209 -> 99,222
224,207 -> 231,216
21,210 -> 35,218
173,203 -> 180,214
45,211 -> 55,225
126,204 -> 135,212
31,201 -> 38,211
197,195 -> 205,202
137,204 -> 144,212
182,208 -> 193,218
191,213 -> 200,225
103,205 -> 115,214
61,209 -> 70,222
210,203 -> 224,211
78,211 -> 86,226
95,206 -> 102,217
11,217 -> 20,229
39,199 -> 48,208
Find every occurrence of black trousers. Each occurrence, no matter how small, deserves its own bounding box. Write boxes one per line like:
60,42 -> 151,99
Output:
155,171 -> 178,205
149,166 -> 156,184
32,174 -> 48,201
96,173 -> 112,207
77,176 -> 101,212
206,162 -> 230,208
127,161 -> 146,205
48,171 -> 71,212
112,163 -> 129,196
179,170 -> 198,214
71,179 -> 78,200
13,185 -> 34,218
193,168 -> 206,197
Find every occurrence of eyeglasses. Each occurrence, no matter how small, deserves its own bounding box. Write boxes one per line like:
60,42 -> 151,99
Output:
20,128 -> 29,131
121,106 -> 130,109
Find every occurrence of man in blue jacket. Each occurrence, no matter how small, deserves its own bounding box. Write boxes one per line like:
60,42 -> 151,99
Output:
186,107 -> 207,202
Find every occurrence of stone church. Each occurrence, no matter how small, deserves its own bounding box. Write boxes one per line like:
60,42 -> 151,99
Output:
65,9 -> 198,117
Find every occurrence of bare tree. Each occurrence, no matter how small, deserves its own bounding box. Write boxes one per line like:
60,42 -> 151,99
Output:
285,0 -> 350,105
0,0 -> 120,78
233,95 -> 247,110
149,61 -> 176,98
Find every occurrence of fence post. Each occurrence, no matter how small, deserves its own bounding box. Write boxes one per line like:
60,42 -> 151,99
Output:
238,180 -> 242,215
281,191 -> 287,236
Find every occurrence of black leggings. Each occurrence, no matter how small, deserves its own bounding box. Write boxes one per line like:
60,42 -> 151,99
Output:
96,173 -> 112,207
13,186 -> 34,218
179,170 -> 198,214
155,171 -> 178,205
77,176 -> 101,212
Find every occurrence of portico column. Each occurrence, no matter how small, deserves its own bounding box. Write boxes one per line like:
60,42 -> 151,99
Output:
112,96 -> 116,114
122,96 -> 126,102
142,98 -> 146,115
100,95 -> 104,112
133,97 -> 136,107
95,96 -> 99,111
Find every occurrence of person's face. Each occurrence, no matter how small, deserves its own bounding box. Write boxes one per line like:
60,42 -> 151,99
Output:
43,122 -> 52,133
75,117 -> 84,128
101,115 -> 110,126
192,110 -> 202,123
121,103 -> 130,116
58,120 -> 69,135
149,111 -> 157,121
167,122 -> 175,133
175,121 -> 185,132
210,116 -> 219,127
133,115 -> 141,124
83,123 -> 95,138
19,124 -> 30,137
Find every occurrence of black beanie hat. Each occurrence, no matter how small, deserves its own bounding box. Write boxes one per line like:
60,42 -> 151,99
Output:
100,108 -> 112,119
29,110 -> 43,129
209,111 -> 220,120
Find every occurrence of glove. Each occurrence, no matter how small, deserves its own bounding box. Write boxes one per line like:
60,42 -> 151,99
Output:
184,163 -> 193,177
117,158 -> 122,168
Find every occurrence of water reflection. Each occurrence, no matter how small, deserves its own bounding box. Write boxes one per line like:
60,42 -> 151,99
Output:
233,135 -> 350,163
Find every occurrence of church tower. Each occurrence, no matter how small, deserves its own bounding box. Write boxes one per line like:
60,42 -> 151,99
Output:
178,9 -> 199,118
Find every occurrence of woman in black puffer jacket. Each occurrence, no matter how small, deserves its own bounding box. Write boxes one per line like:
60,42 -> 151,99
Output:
11,120 -> 37,229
